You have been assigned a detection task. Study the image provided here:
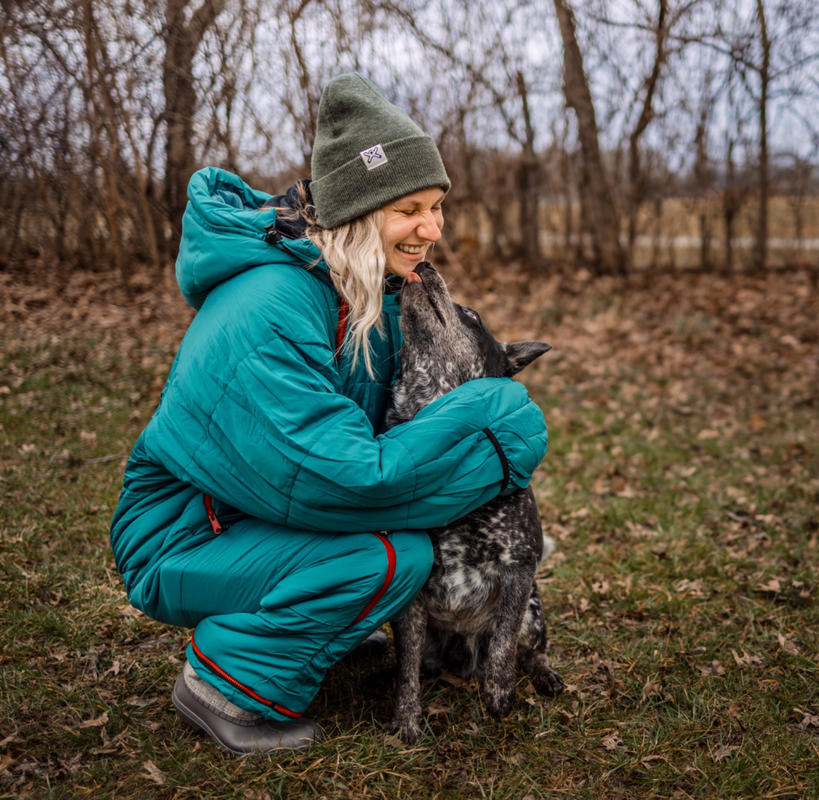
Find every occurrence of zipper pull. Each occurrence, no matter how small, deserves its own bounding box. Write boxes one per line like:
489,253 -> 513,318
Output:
203,494 -> 223,535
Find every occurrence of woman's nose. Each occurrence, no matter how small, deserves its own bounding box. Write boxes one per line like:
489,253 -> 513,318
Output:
416,211 -> 442,241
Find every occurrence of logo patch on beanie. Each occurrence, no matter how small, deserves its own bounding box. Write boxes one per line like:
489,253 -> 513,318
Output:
360,144 -> 388,170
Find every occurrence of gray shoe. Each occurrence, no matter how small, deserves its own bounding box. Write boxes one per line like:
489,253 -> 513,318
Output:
172,672 -> 321,755
348,629 -> 388,659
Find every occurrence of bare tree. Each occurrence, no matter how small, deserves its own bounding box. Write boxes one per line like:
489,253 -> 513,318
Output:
162,0 -> 227,250
81,0 -> 130,278
2,0 -> 817,280
753,0 -> 771,272
552,0 -> 625,274
623,0 -> 669,267
669,0 -> 818,272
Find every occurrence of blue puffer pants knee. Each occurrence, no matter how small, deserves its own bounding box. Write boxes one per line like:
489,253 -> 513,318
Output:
149,518 -> 433,721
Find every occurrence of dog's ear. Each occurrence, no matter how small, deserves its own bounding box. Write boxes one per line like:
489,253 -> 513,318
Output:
503,341 -> 552,376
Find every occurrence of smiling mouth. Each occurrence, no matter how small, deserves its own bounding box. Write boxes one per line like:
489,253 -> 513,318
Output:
397,243 -> 427,256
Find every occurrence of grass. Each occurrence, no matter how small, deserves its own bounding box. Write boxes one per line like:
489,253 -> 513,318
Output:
1,265 -> 817,799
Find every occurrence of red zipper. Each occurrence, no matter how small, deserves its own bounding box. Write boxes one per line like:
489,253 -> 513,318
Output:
190,635 -> 302,718
203,493 -> 223,535
189,532 -> 397,717
353,533 -> 397,624
335,297 -> 349,363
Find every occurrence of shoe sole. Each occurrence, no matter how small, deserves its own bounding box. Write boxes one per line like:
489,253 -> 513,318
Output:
172,677 -> 247,756
171,674 -> 319,755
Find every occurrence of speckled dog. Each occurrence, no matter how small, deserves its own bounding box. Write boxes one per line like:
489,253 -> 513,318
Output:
387,262 -> 564,744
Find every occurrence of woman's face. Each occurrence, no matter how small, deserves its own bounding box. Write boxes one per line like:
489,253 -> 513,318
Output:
380,187 -> 445,278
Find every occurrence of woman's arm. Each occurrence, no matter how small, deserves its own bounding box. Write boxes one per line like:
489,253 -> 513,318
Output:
144,325 -> 546,533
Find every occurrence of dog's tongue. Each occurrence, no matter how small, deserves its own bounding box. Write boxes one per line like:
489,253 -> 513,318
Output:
405,272 -> 422,284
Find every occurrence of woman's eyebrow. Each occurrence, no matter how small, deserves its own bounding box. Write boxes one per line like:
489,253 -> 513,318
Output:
395,194 -> 446,209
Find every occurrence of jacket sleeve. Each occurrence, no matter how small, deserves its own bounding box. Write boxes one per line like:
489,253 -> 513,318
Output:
144,320 -> 547,533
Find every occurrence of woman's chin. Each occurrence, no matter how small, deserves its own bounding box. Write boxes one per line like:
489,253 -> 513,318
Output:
386,252 -> 427,278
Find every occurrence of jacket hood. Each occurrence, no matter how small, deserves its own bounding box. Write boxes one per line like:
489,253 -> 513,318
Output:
176,167 -> 323,309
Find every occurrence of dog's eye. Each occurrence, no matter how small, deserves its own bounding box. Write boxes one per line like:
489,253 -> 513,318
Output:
463,307 -> 480,322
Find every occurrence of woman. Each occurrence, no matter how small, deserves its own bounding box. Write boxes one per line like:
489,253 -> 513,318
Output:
110,73 -> 548,754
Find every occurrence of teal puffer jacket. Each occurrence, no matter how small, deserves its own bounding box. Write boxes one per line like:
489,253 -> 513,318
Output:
110,167 -> 547,618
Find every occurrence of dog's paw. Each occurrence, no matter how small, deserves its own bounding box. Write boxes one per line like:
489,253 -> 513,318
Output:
389,717 -> 421,746
532,665 -> 564,697
483,680 -> 515,720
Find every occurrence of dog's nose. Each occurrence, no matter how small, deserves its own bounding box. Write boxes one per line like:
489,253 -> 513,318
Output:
413,261 -> 435,277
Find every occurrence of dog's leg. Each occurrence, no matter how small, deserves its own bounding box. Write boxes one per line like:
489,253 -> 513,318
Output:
481,570 -> 532,719
517,581 -> 564,696
389,599 -> 428,744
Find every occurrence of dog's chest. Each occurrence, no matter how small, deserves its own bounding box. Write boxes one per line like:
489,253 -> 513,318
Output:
421,489 -> 542,632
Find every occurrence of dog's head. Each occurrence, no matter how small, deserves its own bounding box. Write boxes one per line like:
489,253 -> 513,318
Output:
391,262 -> 551,421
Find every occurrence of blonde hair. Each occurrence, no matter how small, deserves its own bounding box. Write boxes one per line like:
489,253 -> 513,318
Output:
308,209 -> 386,377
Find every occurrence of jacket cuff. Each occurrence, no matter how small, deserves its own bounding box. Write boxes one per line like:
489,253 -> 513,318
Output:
482,428 -> 510,493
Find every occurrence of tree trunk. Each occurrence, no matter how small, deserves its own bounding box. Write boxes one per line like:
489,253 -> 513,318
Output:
626,0 -> 668,269
552,0 -> 625,274
694,109 -> 711,271
650,196 -> 663,270
754,0 -> 770,273
82,0 -> 126,279
515,71 -> 541,266
162,0 -> 226,255
723,141 -> 738,273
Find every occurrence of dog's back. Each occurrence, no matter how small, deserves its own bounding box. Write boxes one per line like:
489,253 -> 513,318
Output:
389,262 -> 563,744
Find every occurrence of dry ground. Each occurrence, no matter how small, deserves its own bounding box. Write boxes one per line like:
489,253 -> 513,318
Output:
1,261 -> 817,799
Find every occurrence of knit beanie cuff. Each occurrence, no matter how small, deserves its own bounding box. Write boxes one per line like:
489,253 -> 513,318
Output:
311,135 -> 450,229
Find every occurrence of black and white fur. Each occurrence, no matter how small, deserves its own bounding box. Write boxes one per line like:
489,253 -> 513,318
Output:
387,262 -> 564,744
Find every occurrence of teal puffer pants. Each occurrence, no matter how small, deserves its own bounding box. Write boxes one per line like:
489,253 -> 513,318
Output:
150,517 -> 431,721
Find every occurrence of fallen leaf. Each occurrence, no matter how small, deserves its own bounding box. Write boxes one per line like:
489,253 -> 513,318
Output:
749,413 -> 766,431
675,578 -> 707,597
77,712 -> 108,729
640,754 -> 665,769
641,677 -> 663,701
757,577 -> 782,594
698,660 -> 725,677
142,760 -> 166,785
712,744 -> 740,762
438,671 -> 472,688
125,695 -> 157,708
776,633 -> 799,656
424,702 -> 450,716
794,708 -> 819,729
104,661 -> 122,677
731,649 -> 763,668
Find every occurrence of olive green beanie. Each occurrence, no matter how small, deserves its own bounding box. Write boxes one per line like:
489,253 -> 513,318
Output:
310,73 -> 451,229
